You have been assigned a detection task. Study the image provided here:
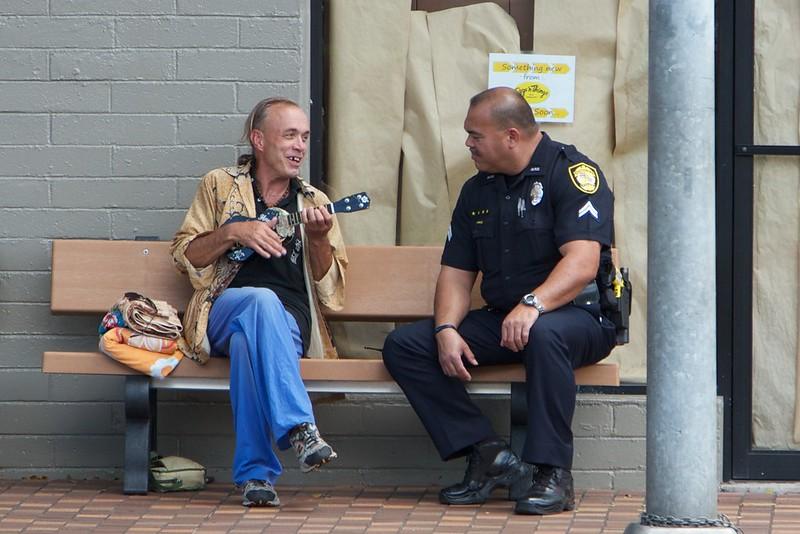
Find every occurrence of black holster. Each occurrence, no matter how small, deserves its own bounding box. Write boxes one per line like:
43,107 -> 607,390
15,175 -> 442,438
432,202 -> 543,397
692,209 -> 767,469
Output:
571,281 -> 601,318
595,256 -> 632,345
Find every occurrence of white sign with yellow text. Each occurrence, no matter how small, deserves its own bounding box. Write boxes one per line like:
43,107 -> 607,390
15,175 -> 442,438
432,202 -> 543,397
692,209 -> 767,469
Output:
488,53 -> 576,123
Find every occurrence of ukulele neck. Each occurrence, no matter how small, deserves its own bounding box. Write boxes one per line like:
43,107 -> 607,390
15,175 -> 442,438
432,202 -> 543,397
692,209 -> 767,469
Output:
282,203 -> 333,227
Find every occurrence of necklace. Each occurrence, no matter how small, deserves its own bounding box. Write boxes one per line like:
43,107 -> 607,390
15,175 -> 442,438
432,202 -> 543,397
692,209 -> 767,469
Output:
253,179 -> 290,208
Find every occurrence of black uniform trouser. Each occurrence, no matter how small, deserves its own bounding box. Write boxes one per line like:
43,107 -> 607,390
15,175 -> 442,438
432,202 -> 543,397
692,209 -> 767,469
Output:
382,305 -> 616,470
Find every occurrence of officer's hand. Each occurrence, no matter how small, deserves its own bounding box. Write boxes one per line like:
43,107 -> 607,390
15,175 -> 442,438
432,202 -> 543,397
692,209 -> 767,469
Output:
436,328 -> 478,382
229,218 -> 286,259
301,206 -> 333,242
501,304 -> 539,352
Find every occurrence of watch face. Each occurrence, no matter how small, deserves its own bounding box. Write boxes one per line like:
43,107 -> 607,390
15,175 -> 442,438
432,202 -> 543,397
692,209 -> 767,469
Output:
522,294 -> 536,306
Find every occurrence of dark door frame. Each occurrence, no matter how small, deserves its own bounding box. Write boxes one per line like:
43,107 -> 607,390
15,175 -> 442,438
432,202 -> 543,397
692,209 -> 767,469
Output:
716,0 -> 735,482
719,0 -> 800,480
309,0 -> 325,189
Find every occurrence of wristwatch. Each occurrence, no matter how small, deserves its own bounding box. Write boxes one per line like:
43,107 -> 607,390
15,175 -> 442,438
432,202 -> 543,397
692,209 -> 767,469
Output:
521,293 -> 546,314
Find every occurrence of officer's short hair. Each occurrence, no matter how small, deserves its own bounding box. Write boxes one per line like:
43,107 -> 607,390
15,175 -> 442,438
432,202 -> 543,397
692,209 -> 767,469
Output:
470,88 -> 538,136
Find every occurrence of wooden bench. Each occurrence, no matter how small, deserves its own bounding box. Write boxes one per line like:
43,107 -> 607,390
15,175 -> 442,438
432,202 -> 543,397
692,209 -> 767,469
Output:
42,239 -> 619,494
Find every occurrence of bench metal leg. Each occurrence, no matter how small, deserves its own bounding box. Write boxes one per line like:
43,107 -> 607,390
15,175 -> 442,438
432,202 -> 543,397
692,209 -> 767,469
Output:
150,386 -> 158,454
124,375 -> 155,495
509,382 -> 529,499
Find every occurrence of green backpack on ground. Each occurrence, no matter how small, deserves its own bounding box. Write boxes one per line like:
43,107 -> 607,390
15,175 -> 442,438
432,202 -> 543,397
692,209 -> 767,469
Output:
149,454 -> 207,492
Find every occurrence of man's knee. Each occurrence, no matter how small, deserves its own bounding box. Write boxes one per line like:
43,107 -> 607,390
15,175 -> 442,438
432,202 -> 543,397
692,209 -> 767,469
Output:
242,288 -> 282,315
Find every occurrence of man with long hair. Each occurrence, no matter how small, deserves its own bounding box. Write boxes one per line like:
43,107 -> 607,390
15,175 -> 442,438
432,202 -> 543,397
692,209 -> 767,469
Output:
171,98 -> 347,507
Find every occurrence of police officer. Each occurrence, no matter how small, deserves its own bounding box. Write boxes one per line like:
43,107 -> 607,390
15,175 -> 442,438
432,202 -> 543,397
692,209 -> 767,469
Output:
382,87 -> 616,515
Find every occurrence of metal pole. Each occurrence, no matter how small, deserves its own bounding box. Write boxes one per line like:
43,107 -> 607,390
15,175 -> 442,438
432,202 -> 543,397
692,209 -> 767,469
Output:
626,1 -> 734,532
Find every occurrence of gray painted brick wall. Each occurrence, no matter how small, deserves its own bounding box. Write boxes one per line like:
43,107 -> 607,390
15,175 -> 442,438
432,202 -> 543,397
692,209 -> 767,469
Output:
0,0 -> 307,481
0,1 -> 669,492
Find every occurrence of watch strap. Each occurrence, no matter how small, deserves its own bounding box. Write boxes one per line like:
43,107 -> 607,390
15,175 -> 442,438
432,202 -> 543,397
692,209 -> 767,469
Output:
433,323 -> 457,335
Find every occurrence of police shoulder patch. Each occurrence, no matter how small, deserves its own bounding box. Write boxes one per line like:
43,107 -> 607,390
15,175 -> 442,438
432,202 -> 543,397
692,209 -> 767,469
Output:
567,162 -> 600,194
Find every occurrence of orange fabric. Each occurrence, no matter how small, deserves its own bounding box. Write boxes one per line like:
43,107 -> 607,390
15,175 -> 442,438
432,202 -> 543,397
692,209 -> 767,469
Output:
100,327 -> 184,379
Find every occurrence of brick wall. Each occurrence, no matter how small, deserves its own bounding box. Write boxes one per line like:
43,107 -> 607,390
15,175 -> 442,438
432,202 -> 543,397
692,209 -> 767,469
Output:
153,394 -> 653,490
0,0 -> 308,479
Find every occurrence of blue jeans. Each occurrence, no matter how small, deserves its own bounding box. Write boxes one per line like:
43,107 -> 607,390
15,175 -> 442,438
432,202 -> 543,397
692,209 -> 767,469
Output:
208,287 -> 315,485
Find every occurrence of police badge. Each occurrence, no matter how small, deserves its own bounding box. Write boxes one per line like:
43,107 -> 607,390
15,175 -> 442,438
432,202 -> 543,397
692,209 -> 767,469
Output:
567,162 -> 600,194
530,181 -> 544,206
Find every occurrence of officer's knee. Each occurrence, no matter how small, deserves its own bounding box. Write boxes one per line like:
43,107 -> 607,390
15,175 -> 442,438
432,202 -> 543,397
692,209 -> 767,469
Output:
382,325 -> 420,371
525,320 -> 565,359
382,329 -> 402,367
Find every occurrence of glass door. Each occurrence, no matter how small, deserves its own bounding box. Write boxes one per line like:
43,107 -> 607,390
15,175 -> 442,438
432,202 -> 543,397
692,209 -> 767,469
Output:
721,0 -> 800,479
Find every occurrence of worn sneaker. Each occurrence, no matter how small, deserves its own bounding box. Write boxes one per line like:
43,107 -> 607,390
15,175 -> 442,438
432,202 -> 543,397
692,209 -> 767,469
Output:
241,480 -> 280,507
289,422 -> 338,472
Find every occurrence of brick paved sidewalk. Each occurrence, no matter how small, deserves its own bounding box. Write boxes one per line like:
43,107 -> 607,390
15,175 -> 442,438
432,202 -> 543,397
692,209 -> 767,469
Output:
0,479 -> 793,533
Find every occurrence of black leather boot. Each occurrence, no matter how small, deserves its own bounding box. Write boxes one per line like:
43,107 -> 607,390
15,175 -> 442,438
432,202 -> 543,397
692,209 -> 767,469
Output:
439,438 -> 531,505
514,464 -> 575,515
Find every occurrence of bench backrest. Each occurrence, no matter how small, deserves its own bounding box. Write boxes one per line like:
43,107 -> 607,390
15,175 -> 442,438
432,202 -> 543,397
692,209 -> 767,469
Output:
47,240 -> 621,386
50,240 -> 483,322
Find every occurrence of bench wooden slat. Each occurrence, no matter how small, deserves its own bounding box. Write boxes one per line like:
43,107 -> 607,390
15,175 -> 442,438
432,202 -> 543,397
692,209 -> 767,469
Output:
48,239 -> 619,388
51,240 -> 191,314
51,240 -> 468,322
42,352 -> 620,386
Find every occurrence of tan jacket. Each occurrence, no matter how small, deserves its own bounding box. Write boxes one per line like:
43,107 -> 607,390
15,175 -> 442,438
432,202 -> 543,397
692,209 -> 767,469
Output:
170,161 -> 347,363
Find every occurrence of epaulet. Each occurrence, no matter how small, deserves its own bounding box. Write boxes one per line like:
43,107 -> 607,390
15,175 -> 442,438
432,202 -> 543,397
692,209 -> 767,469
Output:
471,171 -> 494,186
561,144 -> 583,163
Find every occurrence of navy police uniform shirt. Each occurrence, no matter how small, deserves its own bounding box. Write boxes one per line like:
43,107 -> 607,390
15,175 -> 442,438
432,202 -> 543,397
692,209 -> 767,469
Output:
442,132 -> 614,312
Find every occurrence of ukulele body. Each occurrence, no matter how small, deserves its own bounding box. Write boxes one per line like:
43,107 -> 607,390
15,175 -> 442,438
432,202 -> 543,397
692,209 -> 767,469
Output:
224,192 -> 370,262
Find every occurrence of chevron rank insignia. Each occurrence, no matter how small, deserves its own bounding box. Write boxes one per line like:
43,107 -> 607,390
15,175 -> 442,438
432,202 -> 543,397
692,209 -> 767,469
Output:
578,200 -> 599,220
568,162 -> 600,194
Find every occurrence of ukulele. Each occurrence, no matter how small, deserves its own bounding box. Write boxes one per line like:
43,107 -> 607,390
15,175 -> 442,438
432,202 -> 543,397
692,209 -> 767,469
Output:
225,192 -> 370,262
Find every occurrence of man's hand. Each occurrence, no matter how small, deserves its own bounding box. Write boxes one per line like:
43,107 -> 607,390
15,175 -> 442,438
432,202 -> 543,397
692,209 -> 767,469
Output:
501,304 -> 540,352
301,206 -> 333,242
229,218 -> 286,259
436,328 -> 478,381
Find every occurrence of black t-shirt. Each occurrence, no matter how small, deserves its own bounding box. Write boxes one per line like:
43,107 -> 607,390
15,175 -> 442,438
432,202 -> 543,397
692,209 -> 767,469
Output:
442,132 -> 614,312
229,178 -> 311,351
